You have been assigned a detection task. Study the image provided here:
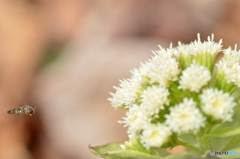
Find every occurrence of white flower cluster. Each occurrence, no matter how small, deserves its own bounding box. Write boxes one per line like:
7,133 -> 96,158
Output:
141,86 -> 170,116
109,78 -> 142,108
109,34 -> 238,149
140,123 -> 171,149
177,34 -> 222,58
216,47 -> 240,87
200,88 -> 236,122
165,98 -> 206,134
148,48 -> 180,87
179,64 -> 211,92
191,34 -> 222,55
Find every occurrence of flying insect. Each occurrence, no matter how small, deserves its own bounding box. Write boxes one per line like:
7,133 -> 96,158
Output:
7,105 -> 36,116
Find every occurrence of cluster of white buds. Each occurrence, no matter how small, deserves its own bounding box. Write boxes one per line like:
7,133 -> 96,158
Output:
109,34 -> 238,149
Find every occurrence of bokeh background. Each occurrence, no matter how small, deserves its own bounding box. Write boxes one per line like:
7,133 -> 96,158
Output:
0,0 -> 240,158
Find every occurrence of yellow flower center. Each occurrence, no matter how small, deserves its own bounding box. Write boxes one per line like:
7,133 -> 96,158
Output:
213,99 -> 223,108
149,131 -> 159,140
180,114 -> 189,119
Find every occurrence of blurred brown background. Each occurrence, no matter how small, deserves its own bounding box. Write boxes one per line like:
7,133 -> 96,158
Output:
0,0 -> 240,159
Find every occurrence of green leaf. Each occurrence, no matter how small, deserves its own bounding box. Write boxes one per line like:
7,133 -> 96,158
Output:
89,143 -> 162,159
122,138 -> 149,153
222,134 -> 240,151
209,136 -> 232,151
163,152 -> 203,159
89,142 -> 203,159
149,147 -> 170,157
215,135 -> 240,158
90,142 -> 123,154
211,123 -> 225,131
178,134 -> 197,146
92,149 -> 163,159
202,126 -> 240,139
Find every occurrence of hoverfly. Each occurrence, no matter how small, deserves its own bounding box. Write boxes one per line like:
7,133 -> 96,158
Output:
7,105 -> 36,116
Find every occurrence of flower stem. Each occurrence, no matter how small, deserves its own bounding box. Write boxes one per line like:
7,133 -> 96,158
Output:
177,140 -> 203,155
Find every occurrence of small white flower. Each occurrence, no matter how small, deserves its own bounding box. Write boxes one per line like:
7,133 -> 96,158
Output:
200,88 -> 236,121
177,42 -> 194,57
216,60 -> 240,86
177,34 -> 222,56
141,86 -> 170,116
109,77 -> 142,108
120,144 -> 126,149
216,48 -> 240,87
155,45 -> 180,58
190,33 -> 222,55
222,47 -> 240,62
130,61 -> 151,78
148,51 -> 180,87
177,34 -> 222,69
140,123 -> 172,149
119,105 -> 150,137
179,64 -> 211,92
165,98 -> 206,134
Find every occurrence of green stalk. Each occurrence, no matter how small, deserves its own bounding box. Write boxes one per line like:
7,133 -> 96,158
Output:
176,140 -> 203,155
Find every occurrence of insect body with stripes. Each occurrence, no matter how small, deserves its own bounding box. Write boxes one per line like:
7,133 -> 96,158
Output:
7,105 -> 36,116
